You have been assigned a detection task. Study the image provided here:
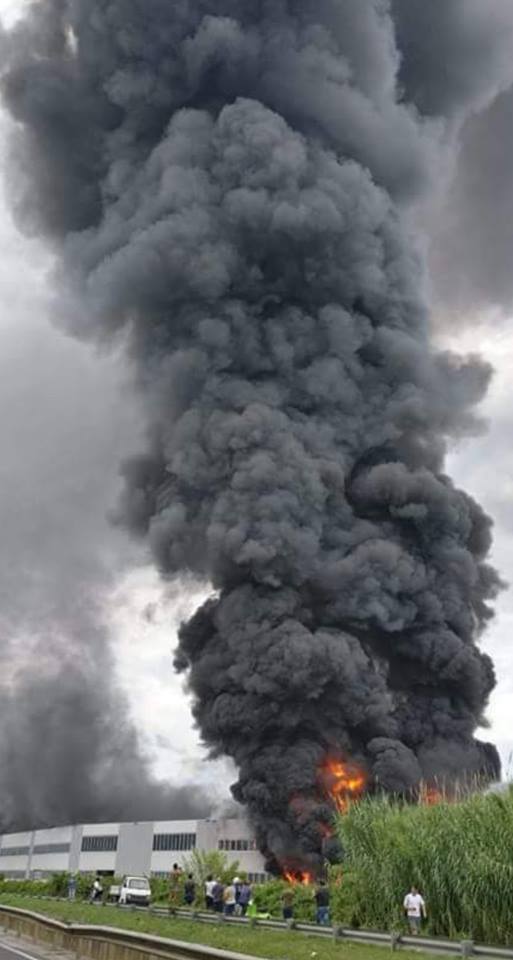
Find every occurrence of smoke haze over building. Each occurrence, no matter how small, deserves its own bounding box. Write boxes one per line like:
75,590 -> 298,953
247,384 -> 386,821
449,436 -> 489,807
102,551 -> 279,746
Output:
2,1 -> 513,865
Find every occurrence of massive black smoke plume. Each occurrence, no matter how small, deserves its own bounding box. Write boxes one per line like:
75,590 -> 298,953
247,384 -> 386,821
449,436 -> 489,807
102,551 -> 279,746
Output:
2,0 -> 512,864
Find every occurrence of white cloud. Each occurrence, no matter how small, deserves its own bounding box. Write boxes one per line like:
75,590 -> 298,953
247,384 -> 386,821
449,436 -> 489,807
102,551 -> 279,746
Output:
107,567 -> 235,800
443,324 -> 513,770
0,0 -> 28,27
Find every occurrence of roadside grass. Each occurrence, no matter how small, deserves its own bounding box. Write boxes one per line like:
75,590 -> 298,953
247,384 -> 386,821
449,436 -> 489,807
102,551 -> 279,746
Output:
0,895 -> 434,960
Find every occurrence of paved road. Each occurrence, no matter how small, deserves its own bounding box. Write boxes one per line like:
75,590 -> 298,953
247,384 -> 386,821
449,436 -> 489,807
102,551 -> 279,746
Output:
0,944 -> 42,960
0,937 -> 73,960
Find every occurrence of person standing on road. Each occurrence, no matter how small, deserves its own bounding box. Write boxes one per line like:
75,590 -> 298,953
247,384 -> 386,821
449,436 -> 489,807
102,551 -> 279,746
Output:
238,881 -> 252,917
223,880 -> 237,916
90,875 -> 103,904
403,885 -> 427,935
233,877 -> 242,913
212,878 -> 225,913
282,887 -> 294,921
184,874 -> 195,907
169,863 -> 183,910
205,874 -> 216,910
315,880 -> 330,925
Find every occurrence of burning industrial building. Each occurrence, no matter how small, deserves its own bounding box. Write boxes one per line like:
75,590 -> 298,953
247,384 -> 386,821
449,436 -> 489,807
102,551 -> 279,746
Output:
2,0 -> 512,872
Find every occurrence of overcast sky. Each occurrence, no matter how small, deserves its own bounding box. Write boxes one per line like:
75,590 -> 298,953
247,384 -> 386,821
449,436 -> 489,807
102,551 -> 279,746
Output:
0,0 -> 232,795
0,0 -> 511,794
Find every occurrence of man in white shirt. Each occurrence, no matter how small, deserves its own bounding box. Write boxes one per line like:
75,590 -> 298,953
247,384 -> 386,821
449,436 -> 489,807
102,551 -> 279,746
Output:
403,885 -> 426,934
205,875 -> 216,910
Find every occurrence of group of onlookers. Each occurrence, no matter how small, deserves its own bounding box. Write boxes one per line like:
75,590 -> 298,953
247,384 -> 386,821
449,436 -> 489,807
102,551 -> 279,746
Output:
69,862 -> 427,937
169,866 -> 252,916
82,862 -> 426,934
180,868 -> 333,926
204,875 -> 252,915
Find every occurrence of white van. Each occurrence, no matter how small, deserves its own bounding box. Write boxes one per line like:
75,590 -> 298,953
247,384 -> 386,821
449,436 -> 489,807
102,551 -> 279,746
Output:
117,876 -> 151,907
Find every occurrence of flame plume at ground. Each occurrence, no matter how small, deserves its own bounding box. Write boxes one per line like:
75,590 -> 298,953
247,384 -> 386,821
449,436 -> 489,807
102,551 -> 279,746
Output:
321,758 -> 366,813
419,785 -> 444,806
283,870 -> 313,886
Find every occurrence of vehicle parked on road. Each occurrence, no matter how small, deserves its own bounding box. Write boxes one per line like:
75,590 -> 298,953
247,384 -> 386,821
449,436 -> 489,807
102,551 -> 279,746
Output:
117,876 -> 151,907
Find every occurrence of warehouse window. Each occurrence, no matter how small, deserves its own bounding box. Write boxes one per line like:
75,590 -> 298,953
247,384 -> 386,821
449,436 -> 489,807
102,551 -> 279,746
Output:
152,833 -> 196,852
33,843 -> 71,855
0,846 -> 30,857
81,835 -> 118,853
218,839 -> 257,852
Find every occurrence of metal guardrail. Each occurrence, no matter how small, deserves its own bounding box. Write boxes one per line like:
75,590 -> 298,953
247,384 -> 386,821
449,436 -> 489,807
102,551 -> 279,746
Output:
1,900 -> 513,959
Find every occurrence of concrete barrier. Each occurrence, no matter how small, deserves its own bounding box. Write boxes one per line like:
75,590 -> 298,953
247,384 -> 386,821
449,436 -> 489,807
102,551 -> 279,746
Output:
0,906 -> 267,960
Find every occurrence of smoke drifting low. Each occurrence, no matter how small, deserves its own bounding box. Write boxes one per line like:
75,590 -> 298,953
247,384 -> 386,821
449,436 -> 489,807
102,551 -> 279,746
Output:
2,1 -> 511,864
0,304 -> 208,832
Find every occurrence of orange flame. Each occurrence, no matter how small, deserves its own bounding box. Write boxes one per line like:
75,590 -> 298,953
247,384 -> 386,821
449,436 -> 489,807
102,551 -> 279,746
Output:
322,758 -> 366,813
283,870 -> 313,886
419,785 -> 443,806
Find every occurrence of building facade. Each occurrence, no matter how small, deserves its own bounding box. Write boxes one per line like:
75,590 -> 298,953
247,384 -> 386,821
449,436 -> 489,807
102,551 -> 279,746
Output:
0,818 -> 269,882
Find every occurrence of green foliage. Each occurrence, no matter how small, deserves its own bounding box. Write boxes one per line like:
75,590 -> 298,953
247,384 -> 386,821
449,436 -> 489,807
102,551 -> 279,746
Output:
252,879 -> 315,922
182,849 -> 241,887
0,873 -> 116,902
0,879 -> 48,896
47,873 -> 69,897
149,875 -> 170,904
334,788 -> 513,944
252,880 -> 283,918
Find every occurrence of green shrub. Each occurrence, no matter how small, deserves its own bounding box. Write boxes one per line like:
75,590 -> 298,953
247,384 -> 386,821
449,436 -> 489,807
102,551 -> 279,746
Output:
0,879 -> 55,896
252,879 -> 316,921
0,873 -> 118,902
150,875 -> 169,904
182,850 -> 241,888
334,788 -> 513,944
47,873 -> 69,898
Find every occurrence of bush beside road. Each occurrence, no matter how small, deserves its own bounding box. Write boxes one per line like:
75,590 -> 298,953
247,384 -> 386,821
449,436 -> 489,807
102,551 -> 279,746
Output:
334,787 -> 513,944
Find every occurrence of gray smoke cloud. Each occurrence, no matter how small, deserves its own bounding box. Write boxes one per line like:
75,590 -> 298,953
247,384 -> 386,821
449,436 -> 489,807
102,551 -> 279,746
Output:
0,305 -> 208,831
1,0 -> 509,867
430,88 -> 513,315
392,0 -> 513,121
391,0 -> 513,316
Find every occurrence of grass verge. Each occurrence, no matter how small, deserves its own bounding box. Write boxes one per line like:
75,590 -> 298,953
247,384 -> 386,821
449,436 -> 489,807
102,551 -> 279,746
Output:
0,895 -> 435,960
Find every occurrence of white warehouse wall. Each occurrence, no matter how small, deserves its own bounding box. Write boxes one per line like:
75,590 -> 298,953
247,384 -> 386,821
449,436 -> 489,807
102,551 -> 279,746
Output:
31,825 -> 73,878
0,819 -> 269,881
0,831 -> 33,878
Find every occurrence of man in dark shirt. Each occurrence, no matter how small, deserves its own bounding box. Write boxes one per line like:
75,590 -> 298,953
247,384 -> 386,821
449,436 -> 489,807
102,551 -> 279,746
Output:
212,878 -> 225,913
184,874 -> 195,906
315,880 -> 330,925
282,887 -> 294,920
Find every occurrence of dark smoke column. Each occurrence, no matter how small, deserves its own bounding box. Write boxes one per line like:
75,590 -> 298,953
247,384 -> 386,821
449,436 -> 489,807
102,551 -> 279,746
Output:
2,1 -> 502,870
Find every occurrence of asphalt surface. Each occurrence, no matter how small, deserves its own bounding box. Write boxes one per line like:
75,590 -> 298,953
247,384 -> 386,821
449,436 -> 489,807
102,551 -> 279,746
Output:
0,936 -> 73,960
